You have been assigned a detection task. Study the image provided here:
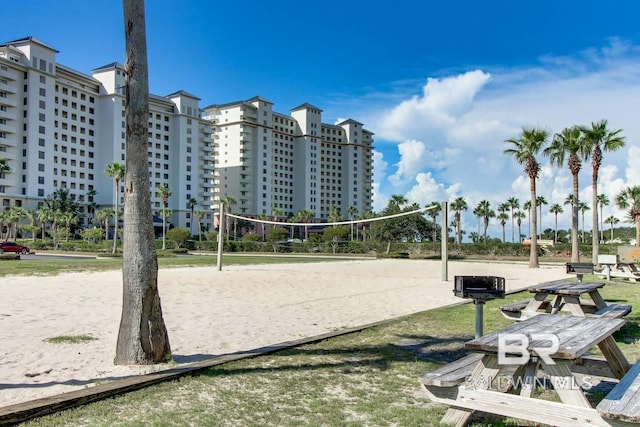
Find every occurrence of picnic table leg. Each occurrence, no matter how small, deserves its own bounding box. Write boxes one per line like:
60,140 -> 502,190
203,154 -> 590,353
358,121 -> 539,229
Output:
518,361 -> 539,397
560,295 -> 587,316
440,407 -> 473,426
541,360 -> 592,407
588,290 -> 608,311
438,355 -> 505,426
598,336 -> 631,379
522,293 -> 549,317
549,295 -> 563,314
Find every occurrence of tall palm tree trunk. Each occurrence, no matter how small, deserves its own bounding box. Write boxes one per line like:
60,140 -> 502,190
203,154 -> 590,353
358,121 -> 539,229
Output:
592,167 -> 599,264
115,0 -> 170,365
113,181 -> 119,254
571,180 -> 580,263
529,182 -> 539,268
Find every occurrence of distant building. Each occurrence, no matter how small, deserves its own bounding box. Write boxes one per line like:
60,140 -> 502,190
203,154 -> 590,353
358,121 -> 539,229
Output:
0,36 -> 373,235
202,99 -> 374,218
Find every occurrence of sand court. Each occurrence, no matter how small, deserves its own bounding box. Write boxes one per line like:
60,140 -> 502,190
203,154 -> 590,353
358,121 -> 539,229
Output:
0,258 -> 568,407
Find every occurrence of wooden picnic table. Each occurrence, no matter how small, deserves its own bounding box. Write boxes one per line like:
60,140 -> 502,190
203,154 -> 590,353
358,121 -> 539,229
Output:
499,280 -> 631,321
421,314 -> 633,426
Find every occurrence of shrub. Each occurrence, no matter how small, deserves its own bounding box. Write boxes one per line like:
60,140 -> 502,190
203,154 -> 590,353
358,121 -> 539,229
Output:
166,227 -> 191,248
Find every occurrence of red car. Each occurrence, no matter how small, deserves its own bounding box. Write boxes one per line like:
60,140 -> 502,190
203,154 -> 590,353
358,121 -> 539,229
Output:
0,241 -> 31,254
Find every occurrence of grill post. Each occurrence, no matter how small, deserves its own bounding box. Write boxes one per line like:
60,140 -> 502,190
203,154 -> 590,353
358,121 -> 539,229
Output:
474,300 -> 484,338
453,276 -> 505,339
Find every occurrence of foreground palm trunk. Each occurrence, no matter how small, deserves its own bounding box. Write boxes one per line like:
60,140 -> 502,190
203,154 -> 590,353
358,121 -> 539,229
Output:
115,0 -> 171,364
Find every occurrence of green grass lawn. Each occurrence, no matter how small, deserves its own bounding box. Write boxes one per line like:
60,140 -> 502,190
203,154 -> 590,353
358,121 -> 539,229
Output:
19,274 -> 640,427
0,253 -> 355,277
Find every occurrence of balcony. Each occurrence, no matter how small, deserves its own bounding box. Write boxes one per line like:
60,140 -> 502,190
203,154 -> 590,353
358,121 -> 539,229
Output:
0,82 -> 16,93
0,96 -> 17,108
0,109 -> 16,121
0,67 -> 16,80
0,149 -> 16,160
0,122 -> 16,134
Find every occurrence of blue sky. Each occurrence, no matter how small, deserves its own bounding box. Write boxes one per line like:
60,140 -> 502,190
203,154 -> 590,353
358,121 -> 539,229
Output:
4,0 -> 640,240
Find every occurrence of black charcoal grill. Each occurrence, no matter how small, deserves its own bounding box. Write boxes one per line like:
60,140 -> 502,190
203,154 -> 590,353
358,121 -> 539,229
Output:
453,276 -> 505,338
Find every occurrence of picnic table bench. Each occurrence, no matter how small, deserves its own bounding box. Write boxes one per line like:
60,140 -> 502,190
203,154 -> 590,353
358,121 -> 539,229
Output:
566,262 -> 595,282
597,360 -> 640,425
499,280 -> 631,321
596,261 -> 640,282
420,314 -> 635,426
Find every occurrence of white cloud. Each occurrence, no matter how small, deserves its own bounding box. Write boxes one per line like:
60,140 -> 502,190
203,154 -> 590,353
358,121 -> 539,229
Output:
388,139 -> 449,187
404,172 -> 461,206
363,39 -> 640,241
626,146 -> 640,184
375,70 -> 492,142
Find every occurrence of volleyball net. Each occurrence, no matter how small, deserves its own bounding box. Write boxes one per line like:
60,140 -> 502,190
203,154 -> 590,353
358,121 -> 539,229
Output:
214,202 -> 450,281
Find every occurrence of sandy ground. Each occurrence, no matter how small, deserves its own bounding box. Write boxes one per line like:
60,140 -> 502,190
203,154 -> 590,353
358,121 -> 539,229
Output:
0,258 -> 569,407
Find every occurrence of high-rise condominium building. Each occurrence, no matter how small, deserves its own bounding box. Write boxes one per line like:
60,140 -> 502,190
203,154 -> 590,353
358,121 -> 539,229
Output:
0,36 -> 372,235
202,98 -> 373,219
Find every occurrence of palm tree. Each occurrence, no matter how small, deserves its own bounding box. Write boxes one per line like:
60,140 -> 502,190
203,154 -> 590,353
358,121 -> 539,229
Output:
116,0 -> 171,365
536,195 -> 548,239
605,215 -> 619,242
5,206 -> 27,240
219,196 -> 237,240
544,126 -> 588,261
522,200 -> 532,239
389,194 -> 408,209
257,213 -> 269,240
35,206 -> 53,242
473,205 -> 482,237
271,207 -> 284,221
96,208 -> 114,241
347,205 -> 358,241
105,162 -> 125,254
0,157 -> 10,185
86,188 -> 98,225
549,204 -> 563,243
475,200 -> 495,243
450,196 -> 468,245
597,193 -> 610,244
497,202 -> 510,243
158,183 -> 172,250
615,186 -> 640,246
427,202 -> 441,242
581,120 -> 626,262
507,197 -> 520,243
194,210 -> 205,242
60,211 -> 79,242
514,210 -> 526,243
296,208 -> 314,241
504,127 -> 549,268
187,197 -> 197,236
497,212 -> 509,242
328,204 -> 343,223
578,201 -> 590,243
26,209 -> 38,241
360,210 -> 375,242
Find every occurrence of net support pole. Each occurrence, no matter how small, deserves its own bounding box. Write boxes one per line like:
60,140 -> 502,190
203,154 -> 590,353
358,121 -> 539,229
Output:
441,201 -> 448,281
217,202 -> 224,271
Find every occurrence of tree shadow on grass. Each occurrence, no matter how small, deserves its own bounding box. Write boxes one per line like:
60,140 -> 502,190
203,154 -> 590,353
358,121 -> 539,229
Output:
191,334 -> 471,380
